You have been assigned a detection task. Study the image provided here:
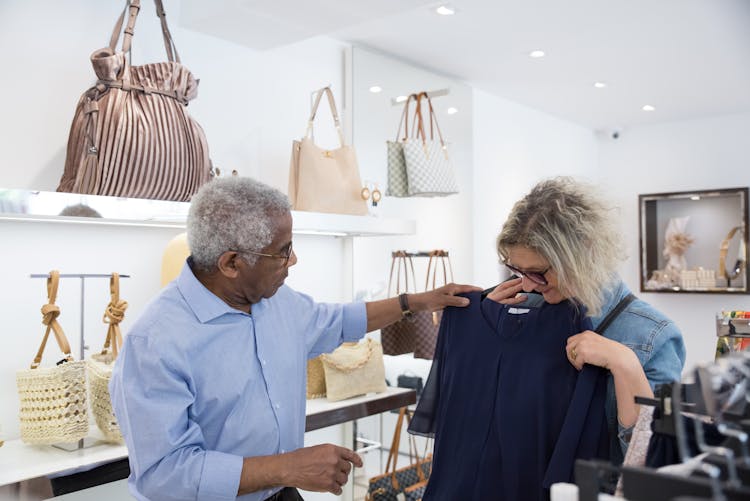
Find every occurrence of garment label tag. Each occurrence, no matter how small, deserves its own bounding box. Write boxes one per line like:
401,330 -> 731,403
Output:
508,307 -> 530,315
396,493 -> 406,501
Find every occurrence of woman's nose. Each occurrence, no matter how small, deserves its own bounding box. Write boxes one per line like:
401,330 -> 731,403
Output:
520,275 -> 539,292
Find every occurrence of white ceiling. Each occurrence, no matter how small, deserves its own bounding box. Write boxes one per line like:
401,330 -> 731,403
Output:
181,0 -> 750,131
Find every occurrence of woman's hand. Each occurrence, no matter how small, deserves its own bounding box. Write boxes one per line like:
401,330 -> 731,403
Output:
565,330 -> 637,372
485,277 -> 528,305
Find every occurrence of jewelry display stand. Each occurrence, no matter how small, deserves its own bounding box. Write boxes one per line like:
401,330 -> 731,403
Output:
30,273 -> 130,452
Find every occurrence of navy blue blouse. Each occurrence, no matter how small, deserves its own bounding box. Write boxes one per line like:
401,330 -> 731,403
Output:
409,291 -> 609,501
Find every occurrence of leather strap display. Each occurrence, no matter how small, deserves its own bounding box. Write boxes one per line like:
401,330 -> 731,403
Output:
99,273 -> 128,361
32,271 -> 73,369
306,86 -> 345,146
595,293 -> 636,334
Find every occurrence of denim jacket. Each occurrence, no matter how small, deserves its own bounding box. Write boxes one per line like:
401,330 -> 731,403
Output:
588,278 -> 686,465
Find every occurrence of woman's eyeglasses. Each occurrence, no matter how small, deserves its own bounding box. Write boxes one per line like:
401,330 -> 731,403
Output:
504,262 -> 550,286
242,243 -> 294,266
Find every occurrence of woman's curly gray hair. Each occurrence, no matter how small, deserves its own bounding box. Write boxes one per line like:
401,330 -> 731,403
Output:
496,177 -> 625,316
187,177 -> 291,271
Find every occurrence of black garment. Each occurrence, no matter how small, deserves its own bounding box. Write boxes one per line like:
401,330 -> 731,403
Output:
410,292 -> 609,501
265,487 -> 304,501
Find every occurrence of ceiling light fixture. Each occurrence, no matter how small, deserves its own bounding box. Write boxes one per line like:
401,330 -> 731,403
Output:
447,107 -> 458,115
593,82 -> 607,89
528,50 -> 545,59
435,5 -> 455,15
395,95 -> 408,103
690,196 -> 701,201
642,104 -> 655,111
369,86 -> 382,93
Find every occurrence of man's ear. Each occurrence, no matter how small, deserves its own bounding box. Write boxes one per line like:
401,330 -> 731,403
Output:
216,251 -> 242,279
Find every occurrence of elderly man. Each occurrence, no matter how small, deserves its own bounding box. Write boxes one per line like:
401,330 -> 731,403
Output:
110,177 -> 476,501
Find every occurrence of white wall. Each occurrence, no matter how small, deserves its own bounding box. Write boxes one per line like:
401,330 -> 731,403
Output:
593,112 -> 750,373
471,89 -> 599,288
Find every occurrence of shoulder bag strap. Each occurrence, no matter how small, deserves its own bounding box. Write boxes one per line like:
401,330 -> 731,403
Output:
595,293 -> 636,334
109,0 -> 180,62
32,271 -> 73,369
305,86 -> 345,146
394,94 -> 417,141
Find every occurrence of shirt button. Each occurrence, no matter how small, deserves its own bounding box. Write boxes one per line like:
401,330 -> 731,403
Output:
275,403 -> 280,409
281,449 -> 286,453
261,359 -> 267,365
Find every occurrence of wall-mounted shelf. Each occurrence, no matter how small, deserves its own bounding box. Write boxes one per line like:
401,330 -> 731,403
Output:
0,188 -> 415,237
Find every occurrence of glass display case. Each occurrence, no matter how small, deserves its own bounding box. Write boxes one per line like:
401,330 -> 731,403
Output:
639,187 -> 749,293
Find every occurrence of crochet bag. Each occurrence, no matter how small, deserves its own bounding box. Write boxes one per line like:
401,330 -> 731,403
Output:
320,339 -> 387,402
87,273 -> 128,443
306,355 -> 327,399
16,271 -> 89,444
57,0 -> 210,201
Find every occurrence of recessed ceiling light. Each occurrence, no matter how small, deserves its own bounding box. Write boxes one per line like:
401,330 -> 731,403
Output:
642,104 -> 655,111
593,82 -> 607,89
395,95 -> 408,103
528,50 -> 545,59
447,107 -> 458,115
435,5 -> 455,15
690,196 -> 701,201
369,86 -> 382,93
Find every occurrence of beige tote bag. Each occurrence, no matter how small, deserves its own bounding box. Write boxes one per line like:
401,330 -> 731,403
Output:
288,86 -> 368,215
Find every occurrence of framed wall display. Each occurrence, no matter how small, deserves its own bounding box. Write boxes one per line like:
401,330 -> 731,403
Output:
639,187 -> 749,294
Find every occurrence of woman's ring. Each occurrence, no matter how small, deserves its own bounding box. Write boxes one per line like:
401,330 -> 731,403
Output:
571,348 -> 577,360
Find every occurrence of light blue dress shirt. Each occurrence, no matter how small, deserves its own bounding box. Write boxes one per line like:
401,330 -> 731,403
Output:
109,261 -> 367,501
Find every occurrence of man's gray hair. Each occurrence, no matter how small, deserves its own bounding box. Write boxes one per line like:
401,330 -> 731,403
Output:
496,177 -> 625,316
187,177 -> 291,271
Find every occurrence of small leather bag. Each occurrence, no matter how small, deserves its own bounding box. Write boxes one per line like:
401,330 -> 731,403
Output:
320,339 -> 387,402
16,271 -> 89,444
87,273 -> 128,443
413,250 -> 453,360
57,0 -> 211,202
288,86 -> 368,215
380,251 -> 418,356
402,93 -> 459,197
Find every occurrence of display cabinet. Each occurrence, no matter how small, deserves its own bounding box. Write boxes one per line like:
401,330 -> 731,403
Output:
639,187 -> 749,293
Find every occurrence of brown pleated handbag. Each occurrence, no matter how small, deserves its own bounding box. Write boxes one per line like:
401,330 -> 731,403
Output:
57,0 -> 211,202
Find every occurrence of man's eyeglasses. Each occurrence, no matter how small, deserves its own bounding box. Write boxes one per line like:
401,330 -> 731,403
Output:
504,262 -> 550,286
242,243 -> 294,266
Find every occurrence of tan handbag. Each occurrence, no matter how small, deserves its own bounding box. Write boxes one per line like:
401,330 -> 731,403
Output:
16,271 -> 89,445
57,0 -> 211,202
87,273 -> 128,443
320,339 -> 387,402
288,86 -> 368,215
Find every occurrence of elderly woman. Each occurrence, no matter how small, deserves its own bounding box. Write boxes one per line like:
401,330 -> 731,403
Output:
488,177 -> 686,464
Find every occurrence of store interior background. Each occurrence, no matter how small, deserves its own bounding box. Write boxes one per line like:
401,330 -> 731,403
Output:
0,0 -> 749,497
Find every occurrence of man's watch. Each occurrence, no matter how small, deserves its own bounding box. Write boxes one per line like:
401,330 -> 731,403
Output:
398,293 -> 413,319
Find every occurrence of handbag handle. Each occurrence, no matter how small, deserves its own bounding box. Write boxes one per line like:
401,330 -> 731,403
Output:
425,250 -> 454,326
305,86 -> 345,147
413,93 -> 449,158
31,271 -> 74,369
98,273 -> 129,362
320,339 -> 374,371
108,0 -> 181,63
394,94 -> 418,141
383,408 -> 427,486
387,251 -> 417,296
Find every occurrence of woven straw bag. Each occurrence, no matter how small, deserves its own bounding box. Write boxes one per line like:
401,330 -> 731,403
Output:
87,273 -> 128,443
321,339 -> 387,402
16,271 -> 89,445
306,355 -> 327,399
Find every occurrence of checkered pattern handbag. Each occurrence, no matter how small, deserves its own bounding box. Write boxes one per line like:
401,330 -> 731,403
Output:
386,94 -> 417,197
403,93 -> 458,197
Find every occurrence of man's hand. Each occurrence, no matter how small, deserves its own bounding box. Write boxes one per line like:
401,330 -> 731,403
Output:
282,444 -> 363,495
409,283 -> 482,312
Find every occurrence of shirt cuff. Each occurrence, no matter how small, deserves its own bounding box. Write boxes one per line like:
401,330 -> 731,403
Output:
617,421 -> 635,455
198,450 -> 243,500
342,301 -> 367,342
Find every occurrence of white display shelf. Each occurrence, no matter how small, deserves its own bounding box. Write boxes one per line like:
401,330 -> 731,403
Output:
0,188 -> 415,236
0,387 -> 415,488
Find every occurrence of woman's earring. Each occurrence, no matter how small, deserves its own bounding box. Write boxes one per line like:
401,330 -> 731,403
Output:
371,184 -> 382,207
361,186 -> 371,201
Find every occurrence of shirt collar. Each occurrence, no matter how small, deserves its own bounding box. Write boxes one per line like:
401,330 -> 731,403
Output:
176,257 -> 250,323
